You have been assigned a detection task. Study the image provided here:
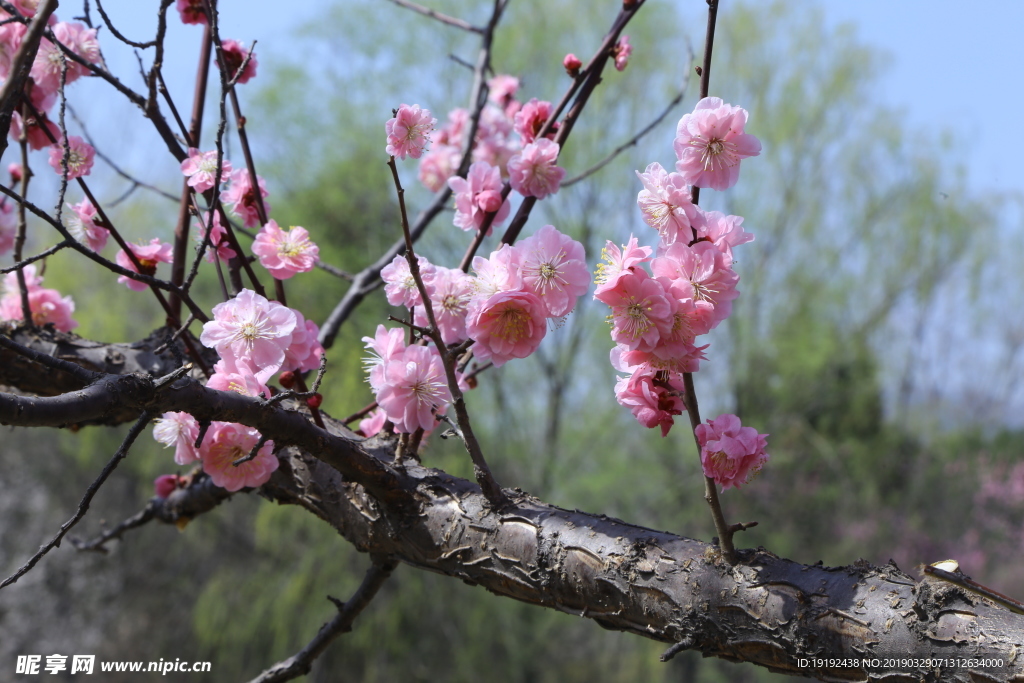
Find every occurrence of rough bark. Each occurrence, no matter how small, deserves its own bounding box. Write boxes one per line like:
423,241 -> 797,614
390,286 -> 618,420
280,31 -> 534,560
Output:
2,324 -> 1023,682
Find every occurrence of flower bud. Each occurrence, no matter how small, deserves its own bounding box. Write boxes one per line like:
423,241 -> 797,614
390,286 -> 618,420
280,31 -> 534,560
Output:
306,393 -> 323,409
278,370 -> 296,388
562,53 -> 582,77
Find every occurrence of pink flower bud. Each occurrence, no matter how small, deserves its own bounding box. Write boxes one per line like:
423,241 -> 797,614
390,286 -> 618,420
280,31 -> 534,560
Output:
154,474 -> 180,499
563,53 -> 582,76
8,163 -> 22,183
476,189 -> 503,213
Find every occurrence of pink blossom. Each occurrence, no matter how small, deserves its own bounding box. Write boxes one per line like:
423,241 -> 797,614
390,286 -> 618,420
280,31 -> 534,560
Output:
470,243 -> 522,299
418,144 -> 459,192
0,20 -> 26,80
508,138 -> 565,200
448,161 -> 510,234
282,310 -> 324,373
673,97 -> 761,191
65,198 -> 108,252
252,220 -> 318,280
115,238 -> 174,291
613,35 -> 632,71
696,209 -> 754,259
220,39 -> 257,84
487,75 -> 520,108
0,266 -> 78,332
222,169 -> 270,228
0,201 -> 15,255
466,290 -> 547,367
180,148 -> 232,193
200,422 -> 278,492
381,254 -> 436,308
614,369 -> 685,437
8,163 -> 23,183
31,22 -> 102,94
650,241 -> 739,332
516,224 -> 590,317
593,268 -> 673,352
153,474 -> 180,499
357,408 -> 387,438
176,0 -> 207,24
563,53 -> 582,76
47,135 -> 95,179
207,359 -> 271,399
695,413 -> 769,491
593,235 -> 652,298
9,0 -> 45,17
386,103 -> 436,160
362,324 -> 407,393
375,344 -> 451,433
9,110 -> 59,150
613,340 -> 706,376
152,411 -> 200,466
434,108 -> 468,148
414,266 -> 474,344
636,162 -> 699,245
513,98 -> 556,145
200,289 -> 297,377
194,210 -> 236,263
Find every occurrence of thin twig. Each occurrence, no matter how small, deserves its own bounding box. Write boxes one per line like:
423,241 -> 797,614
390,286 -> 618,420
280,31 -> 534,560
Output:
247,559 -> 398,683
0,411 -> 152,590
384,0 -> 483,33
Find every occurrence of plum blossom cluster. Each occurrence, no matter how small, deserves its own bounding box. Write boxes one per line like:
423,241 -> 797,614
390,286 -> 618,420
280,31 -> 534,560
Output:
368,224 -> 589,436
596,97 -> 768,487
696,414 -> 769,491
0,5 -> 101,175
150,289 -> 325,491
393,77 -> 567,229
0,264 -> 77,331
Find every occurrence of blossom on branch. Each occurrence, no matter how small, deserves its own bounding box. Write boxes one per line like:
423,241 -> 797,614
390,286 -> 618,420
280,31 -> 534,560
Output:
65,198 -> 108,252
673,97 -> 761,191
176,0 -> 207,25
375,344 -> 451,433
47,135 -> 95,179
222,169 -> 270,228
115,238 -> 173,291
152,412 -> 200,466
386,104 -> 436,160
200,289 -> 297,380
695,414 -> 769,491
199,422 -> 278,492
466,290 -> 547,367
612,34 -> 632,72
252,220 -> 319,280
180,148 -> 232,193
0,265 -> 77,331
508,139 -> 565,200
448,161 -> 510,234
220,39 -> 257,84
516,224 -> 590,318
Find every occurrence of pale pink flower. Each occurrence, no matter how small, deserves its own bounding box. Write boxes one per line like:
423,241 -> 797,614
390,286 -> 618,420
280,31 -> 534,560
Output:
508,138 -> 565,200
115,238 -> 173,291
434,108 -> 468,148
180,148 -> 231,192
207,359 -> 271,399
466,290 -> 547,367
194,210 -> 236,263
414,266 -> 474,345
636,162 -> 699,245
650,241 -> 739,332
222,169 -> 270,228
9,0 -> 44,17
0,266 -> 78,332
593,235 -> 652,298
357,408 -> 388,438
362,324 -> 407,393
513,98 -> 556,145
696,413 -> 769,491
673,97 -> 761,191
487,75 -> 520,108
282,310 -> 324,373
176,0 -> 206,24
376,344 -> 451,433
386,103 -> 436,160
593,268 -> 673,352
448,161 -> 510,234
152,411 -> 200,466
220,39 -> 257,84
200,289 -> 297,376
9,110 -> 59,150
470,243 -> 522,299
696,209 -> 754,259
47,135 -> 95,179
0,201 -> 15,255
613,35 -> 632,71
0,21 -> 26,80
252,220 -> 318,280
200,422 -> 278,492
8,163 -> 23,183
153,474 -> 180,499
613,340 -> 706,376
614,369 -> 685,437
381,254 -> 436,308
31,22 -> 101,94
65,197 -> 108,252
418,144 -> 459,192
516,224 -> 590,317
